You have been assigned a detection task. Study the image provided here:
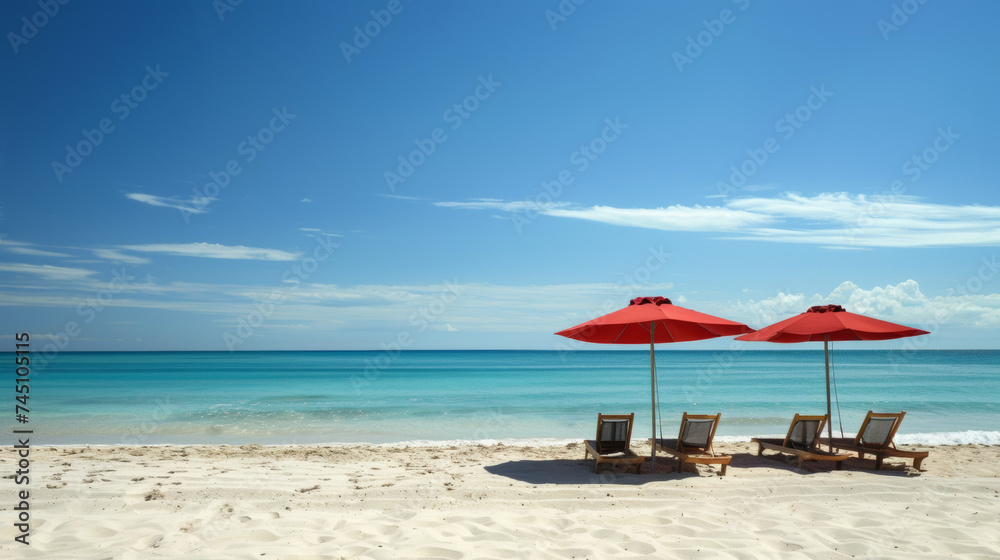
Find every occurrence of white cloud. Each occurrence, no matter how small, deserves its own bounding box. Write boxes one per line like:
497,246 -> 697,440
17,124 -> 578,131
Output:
0,239 -> 71,258
733,279 -> 1000,330
298,228 -> 342,238
0,263 -> 97,281
125,193 -> 210,214
716,193 -> 1000,248
119,243 -> 301,261
436,192 -> 1000,248
545,204 -> 774,231
92,249 -> 151,264
5,247 -> 72,257
434,199 -> 572,213
3,272 -> 998,350
301,198 -> 313,203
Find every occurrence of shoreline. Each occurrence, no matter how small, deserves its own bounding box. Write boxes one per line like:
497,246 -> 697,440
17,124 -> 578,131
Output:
24,428 -> 1000,448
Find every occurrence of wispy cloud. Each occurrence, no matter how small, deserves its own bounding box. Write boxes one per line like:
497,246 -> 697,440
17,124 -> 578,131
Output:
2,272 -> 997,345
5,247 -> 72,257
725,193 -> 1000,247
0,263 -> 97,281
545,205 -> 773,231
301,198 -> 313,203
92,249 -> 152,264
434,198 -> 571,213
436,192 -> 1000,248
125,193 -> 210,214
119,243 -> 301,261
298,228 -> 343,238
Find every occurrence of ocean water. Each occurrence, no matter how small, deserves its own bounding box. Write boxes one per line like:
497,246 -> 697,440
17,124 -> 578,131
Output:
15,350 -> 1000,446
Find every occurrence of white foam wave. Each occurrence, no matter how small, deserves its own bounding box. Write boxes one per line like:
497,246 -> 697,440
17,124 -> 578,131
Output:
894,431 -> 1000,446
374,438 -> 580,449
717,431 -> 1000,446
37,431 -> 1000,448
376,432 -> 1000,448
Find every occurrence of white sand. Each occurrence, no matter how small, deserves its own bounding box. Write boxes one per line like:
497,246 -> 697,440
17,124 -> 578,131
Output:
3,442 -> 999,559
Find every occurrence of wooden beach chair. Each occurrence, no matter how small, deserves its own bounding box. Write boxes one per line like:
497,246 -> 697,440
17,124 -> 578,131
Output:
583,413 -> 645,474
652,412 -> 732,476
822,411 -> 929,470
752,414 -> 850,469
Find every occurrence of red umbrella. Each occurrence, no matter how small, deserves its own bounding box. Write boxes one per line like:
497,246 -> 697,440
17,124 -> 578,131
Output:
556,296 -> 753,467
735,304 -> 930,441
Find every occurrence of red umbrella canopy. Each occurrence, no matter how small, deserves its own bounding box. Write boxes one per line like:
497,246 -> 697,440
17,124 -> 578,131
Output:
734,304 -> 929,343
556,296 -> 754,344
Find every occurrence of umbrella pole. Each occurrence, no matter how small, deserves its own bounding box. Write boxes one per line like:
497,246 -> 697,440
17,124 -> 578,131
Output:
824,335 -> 833,446
650,323 -> 656,470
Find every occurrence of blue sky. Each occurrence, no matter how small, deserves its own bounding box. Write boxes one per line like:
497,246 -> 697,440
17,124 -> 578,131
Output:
2,1 -> 999,351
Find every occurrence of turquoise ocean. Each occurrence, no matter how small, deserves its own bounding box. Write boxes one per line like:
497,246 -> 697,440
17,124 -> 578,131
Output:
14,350 -> 1000,446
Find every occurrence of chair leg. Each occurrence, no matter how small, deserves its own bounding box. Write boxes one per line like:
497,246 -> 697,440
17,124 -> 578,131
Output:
719,464 -> 727,476
912,457 -> 924,471
756,442 -> 764,456
875,456 -> 884,470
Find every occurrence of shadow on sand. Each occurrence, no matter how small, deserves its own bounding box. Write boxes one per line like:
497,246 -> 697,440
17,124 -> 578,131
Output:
484,453 -> 919,484
483,457 -> 708,485
736,450 -> 920,476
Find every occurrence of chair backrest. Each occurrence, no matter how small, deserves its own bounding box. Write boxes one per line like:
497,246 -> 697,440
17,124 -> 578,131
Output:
854,411 -> 905,449
783,414 -> 827,451
676,412 -> 721,452
595,413 -> 634,454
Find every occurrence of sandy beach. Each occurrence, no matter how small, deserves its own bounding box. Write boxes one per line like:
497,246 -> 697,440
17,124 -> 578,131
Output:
2,442 -> 998,559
